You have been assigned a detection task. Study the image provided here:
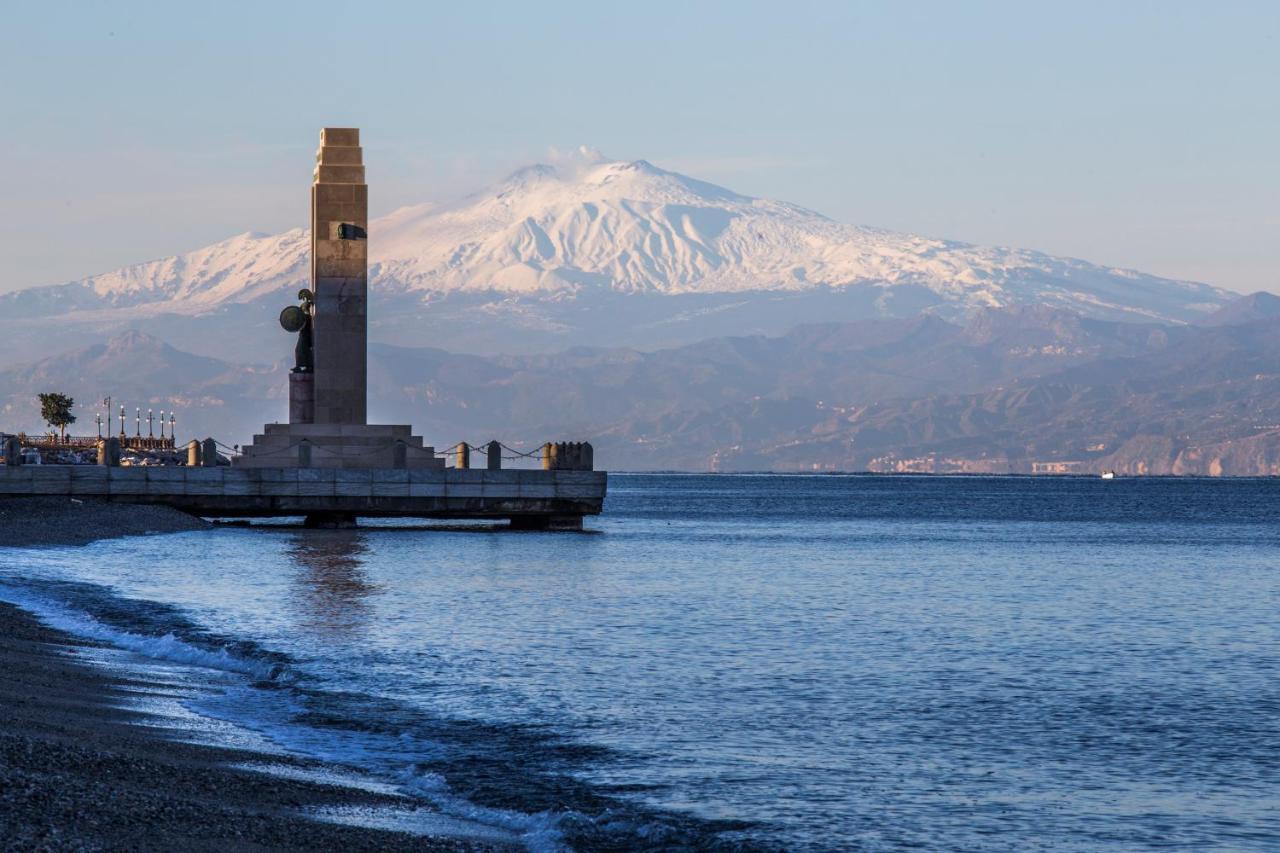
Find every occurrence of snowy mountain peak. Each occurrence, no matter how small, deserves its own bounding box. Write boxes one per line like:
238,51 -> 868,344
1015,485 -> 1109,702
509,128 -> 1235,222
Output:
4,153 -> 1230,331
67,228 -> 309,310
460,154 -> 747,213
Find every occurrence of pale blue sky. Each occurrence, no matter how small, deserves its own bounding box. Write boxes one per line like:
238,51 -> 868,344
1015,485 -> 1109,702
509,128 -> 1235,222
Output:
1,1 -> 1276,294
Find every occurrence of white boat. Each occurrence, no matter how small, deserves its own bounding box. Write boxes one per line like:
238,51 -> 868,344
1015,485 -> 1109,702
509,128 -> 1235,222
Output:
1100,470 -> 1116,480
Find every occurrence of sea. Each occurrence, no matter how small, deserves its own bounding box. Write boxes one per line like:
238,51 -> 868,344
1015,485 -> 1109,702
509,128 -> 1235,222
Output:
2,474 -> 1278,851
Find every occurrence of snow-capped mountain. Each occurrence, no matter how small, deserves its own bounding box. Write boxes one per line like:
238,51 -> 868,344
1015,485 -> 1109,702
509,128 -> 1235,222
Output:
0,151 -> 1231,360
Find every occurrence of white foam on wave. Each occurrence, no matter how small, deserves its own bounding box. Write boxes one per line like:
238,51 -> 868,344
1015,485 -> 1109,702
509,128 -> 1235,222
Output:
398,769 -> 570,852
190,683 -> 571,852
0,582 -> 285,681
0,579 -> 573,852
306,802 -> 524,846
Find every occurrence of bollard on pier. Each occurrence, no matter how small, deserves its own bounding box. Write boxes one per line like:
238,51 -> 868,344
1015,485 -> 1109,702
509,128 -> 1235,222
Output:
97,437 -> 121,467
4,435 -> 22,467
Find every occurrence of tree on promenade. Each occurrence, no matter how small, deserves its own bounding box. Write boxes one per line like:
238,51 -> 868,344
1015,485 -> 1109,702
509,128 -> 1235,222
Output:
38,392 -> 76,440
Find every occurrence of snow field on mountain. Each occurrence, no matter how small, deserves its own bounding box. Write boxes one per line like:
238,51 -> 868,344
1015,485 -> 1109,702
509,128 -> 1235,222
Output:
21,151 -> 1227,325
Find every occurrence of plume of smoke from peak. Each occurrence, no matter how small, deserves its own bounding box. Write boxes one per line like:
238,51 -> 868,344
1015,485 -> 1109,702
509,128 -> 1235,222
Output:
545,145 -> 609,177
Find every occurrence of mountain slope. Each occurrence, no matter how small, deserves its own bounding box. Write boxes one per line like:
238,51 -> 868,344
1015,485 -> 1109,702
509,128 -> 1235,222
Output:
0,331 -> 279,438
0,153 -> 1231,362
369,157 -> 1209,316
660,318 -> 1280,474
3,307 -> 1277,474
1198,291 -> 1280,327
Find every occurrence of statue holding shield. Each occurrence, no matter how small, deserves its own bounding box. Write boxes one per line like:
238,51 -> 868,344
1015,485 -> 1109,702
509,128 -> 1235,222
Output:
280,288 -> 315,373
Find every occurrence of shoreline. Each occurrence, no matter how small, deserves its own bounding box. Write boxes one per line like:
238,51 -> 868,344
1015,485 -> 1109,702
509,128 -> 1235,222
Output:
0,496 -> 212,548
0,498 -> 507,851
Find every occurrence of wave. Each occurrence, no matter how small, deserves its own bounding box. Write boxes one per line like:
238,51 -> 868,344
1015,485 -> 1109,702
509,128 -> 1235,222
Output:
0,577 -> 290,681
0,575 -> 577,851
0,574 -> 751,851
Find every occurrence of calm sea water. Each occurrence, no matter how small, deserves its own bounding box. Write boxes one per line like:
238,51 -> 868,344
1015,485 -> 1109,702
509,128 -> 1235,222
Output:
2,475 -> 1279,850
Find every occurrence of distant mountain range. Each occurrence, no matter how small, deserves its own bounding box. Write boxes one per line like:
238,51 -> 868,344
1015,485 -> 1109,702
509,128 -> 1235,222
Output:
4,294 -> 1278,475
0,152 -> 1230,364
3,152 -> 1271,473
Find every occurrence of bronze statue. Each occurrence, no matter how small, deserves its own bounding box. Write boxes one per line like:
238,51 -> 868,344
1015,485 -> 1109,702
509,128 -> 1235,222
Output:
279,289 -> 314,373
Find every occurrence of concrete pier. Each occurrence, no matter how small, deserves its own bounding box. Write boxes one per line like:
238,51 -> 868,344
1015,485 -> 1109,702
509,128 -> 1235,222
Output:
0,467 -> 606,529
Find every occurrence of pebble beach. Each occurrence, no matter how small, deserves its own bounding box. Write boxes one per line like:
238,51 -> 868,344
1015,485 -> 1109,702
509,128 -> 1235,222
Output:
0,498 -> 501,852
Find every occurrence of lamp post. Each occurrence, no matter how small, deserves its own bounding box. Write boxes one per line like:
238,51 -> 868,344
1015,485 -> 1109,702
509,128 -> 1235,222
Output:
119,405 -> 125,440
135,408 -> 141,438
96,414 -> 102,439
147,409 -> 154,439
169,413 -> 176,445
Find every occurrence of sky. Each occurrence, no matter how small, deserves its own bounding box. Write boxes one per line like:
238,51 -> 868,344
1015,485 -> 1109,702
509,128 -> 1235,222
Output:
1,1 -> 1277,295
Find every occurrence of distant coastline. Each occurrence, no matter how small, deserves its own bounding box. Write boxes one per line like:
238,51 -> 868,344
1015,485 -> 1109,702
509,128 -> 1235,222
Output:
610,469 -> 1277,478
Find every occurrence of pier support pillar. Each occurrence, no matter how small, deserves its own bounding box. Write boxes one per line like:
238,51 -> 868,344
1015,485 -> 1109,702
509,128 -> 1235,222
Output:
304,511 -> 358,529
201,438 -> 218,467
487,440 -> 502,470
455,442 -> 470,470
187,439 -> 201,467
509,514 -> 583,531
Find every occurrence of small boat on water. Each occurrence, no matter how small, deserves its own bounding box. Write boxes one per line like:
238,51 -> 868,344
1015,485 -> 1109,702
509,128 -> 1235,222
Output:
1100,471 -> 1116,480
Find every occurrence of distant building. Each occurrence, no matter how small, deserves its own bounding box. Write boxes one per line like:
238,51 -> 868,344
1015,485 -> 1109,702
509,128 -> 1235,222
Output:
1030,461 -> 1083,474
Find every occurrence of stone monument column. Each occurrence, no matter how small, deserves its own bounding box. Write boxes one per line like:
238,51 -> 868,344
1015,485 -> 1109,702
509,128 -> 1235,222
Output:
236,128 -> 441,472
311,128 -> 368,425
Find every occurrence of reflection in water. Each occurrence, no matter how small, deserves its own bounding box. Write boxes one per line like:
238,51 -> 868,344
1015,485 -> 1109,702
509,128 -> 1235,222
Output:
287,531 -> 378,635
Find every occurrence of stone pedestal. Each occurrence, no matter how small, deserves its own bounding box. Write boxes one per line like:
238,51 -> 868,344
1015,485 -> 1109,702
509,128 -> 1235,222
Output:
235,423 -> 443,470
289,372 -> 315,424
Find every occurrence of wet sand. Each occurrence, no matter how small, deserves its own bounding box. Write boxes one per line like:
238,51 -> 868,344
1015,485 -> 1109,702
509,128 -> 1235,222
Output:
0,497 -> 505,851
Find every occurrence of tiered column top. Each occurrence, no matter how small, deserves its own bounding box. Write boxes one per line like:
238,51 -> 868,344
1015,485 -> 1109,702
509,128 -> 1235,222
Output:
313,127 -> 365,185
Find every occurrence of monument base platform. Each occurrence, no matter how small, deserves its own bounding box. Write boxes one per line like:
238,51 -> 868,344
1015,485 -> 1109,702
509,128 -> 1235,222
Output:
234,423 -> 444,469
